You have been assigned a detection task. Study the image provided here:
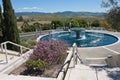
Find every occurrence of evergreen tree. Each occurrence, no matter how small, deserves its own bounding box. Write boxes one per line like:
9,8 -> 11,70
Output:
2,0 -> 20,50
0,6 -> 4,43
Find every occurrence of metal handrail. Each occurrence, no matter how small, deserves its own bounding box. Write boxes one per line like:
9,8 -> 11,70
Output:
72,43 -> 83,67
57,43 -> 83,80
1,41 -> 30,49
0,41 -> 30,63
57,60 -> 70,78
57,50 -> 73,80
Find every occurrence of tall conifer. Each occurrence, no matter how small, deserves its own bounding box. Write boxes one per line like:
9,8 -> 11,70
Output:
2,0 -> 20,50
0,6 -> 3,43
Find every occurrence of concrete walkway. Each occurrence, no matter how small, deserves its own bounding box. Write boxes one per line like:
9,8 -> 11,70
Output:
65,63 -> 120,80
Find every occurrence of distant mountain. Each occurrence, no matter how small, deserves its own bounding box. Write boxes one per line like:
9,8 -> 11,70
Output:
15,11 -> 105,16
54,11 -> 105,16
15,12 -> 51,16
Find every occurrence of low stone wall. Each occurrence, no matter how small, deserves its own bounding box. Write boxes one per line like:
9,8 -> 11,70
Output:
106,54 -> 120,67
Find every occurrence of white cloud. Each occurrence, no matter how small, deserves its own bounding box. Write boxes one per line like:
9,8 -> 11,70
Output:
16,7 -> 42,12
19,7 -> 41,10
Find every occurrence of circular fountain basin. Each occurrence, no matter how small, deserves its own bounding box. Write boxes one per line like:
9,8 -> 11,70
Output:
40,31 -> 118,47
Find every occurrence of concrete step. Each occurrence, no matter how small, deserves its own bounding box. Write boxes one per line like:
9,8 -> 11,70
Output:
65,64 -> 97,80
0,48 -> 19,56
83,57 -> 107,66
0,52 -> 17,64
0,74 -> 56,80
75,64 -> 92,70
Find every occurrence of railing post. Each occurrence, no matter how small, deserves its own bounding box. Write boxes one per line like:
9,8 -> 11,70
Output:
75,44 -> 78,64
73,43 -> 83,66
20,46 -> 23,55
4,43 -> 8,63
73,46 -> 75,67
73,43 -> 77,67
1,43 -> 3,53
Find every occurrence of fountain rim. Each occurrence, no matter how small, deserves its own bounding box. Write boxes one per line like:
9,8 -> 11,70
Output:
70,28 -> 85,32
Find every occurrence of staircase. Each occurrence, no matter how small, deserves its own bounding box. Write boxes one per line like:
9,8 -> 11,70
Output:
0,41 -> 30,63
0,41 -> 32,73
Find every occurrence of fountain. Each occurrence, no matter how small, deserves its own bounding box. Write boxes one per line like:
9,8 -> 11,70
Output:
71,28 -> 85,39
40,27 -> 118,47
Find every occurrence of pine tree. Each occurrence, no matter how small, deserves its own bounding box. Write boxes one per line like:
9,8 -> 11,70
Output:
2,0 -> 20,50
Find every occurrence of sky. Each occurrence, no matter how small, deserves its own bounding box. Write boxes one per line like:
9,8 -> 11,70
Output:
0,0 -> 108,13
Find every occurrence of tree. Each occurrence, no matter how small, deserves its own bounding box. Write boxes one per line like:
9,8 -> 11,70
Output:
100,20 -> 111,29
0,6 -> 3,43
21,21 -> 29,29
91,20 -> 100,27
102,0 -> 120,31
106,7 -> 120,31
17,16 -> 24,22
22,25 -> 36,32
69,19 -> 79,28
51,20 -> 63,29
102,0 -> 119,8
64,19 -> 80,28
33,22 -> 42,31
2,0 -> 20,50
42,24 -> 51,30
77,19 -> 88,28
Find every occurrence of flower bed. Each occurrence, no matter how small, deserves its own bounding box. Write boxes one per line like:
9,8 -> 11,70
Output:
10,40 -> 68,77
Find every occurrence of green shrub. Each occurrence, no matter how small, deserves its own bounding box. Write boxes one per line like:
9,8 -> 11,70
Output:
18,29 -> 22,33
42,24 -> 51,30
20,38 -> 36,48
26,59 -> 47,70
91,20 -> 100,27
22,25 -> 36,32
51,20 -> 64,29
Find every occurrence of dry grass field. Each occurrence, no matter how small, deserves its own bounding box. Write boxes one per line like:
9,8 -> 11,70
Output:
17,15 -> 104,29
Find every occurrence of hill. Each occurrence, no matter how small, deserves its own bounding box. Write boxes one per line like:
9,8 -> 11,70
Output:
15,11 -> 105,16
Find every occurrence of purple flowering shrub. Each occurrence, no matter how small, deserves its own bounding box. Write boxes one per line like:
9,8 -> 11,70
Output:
30,40 -> 68,65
